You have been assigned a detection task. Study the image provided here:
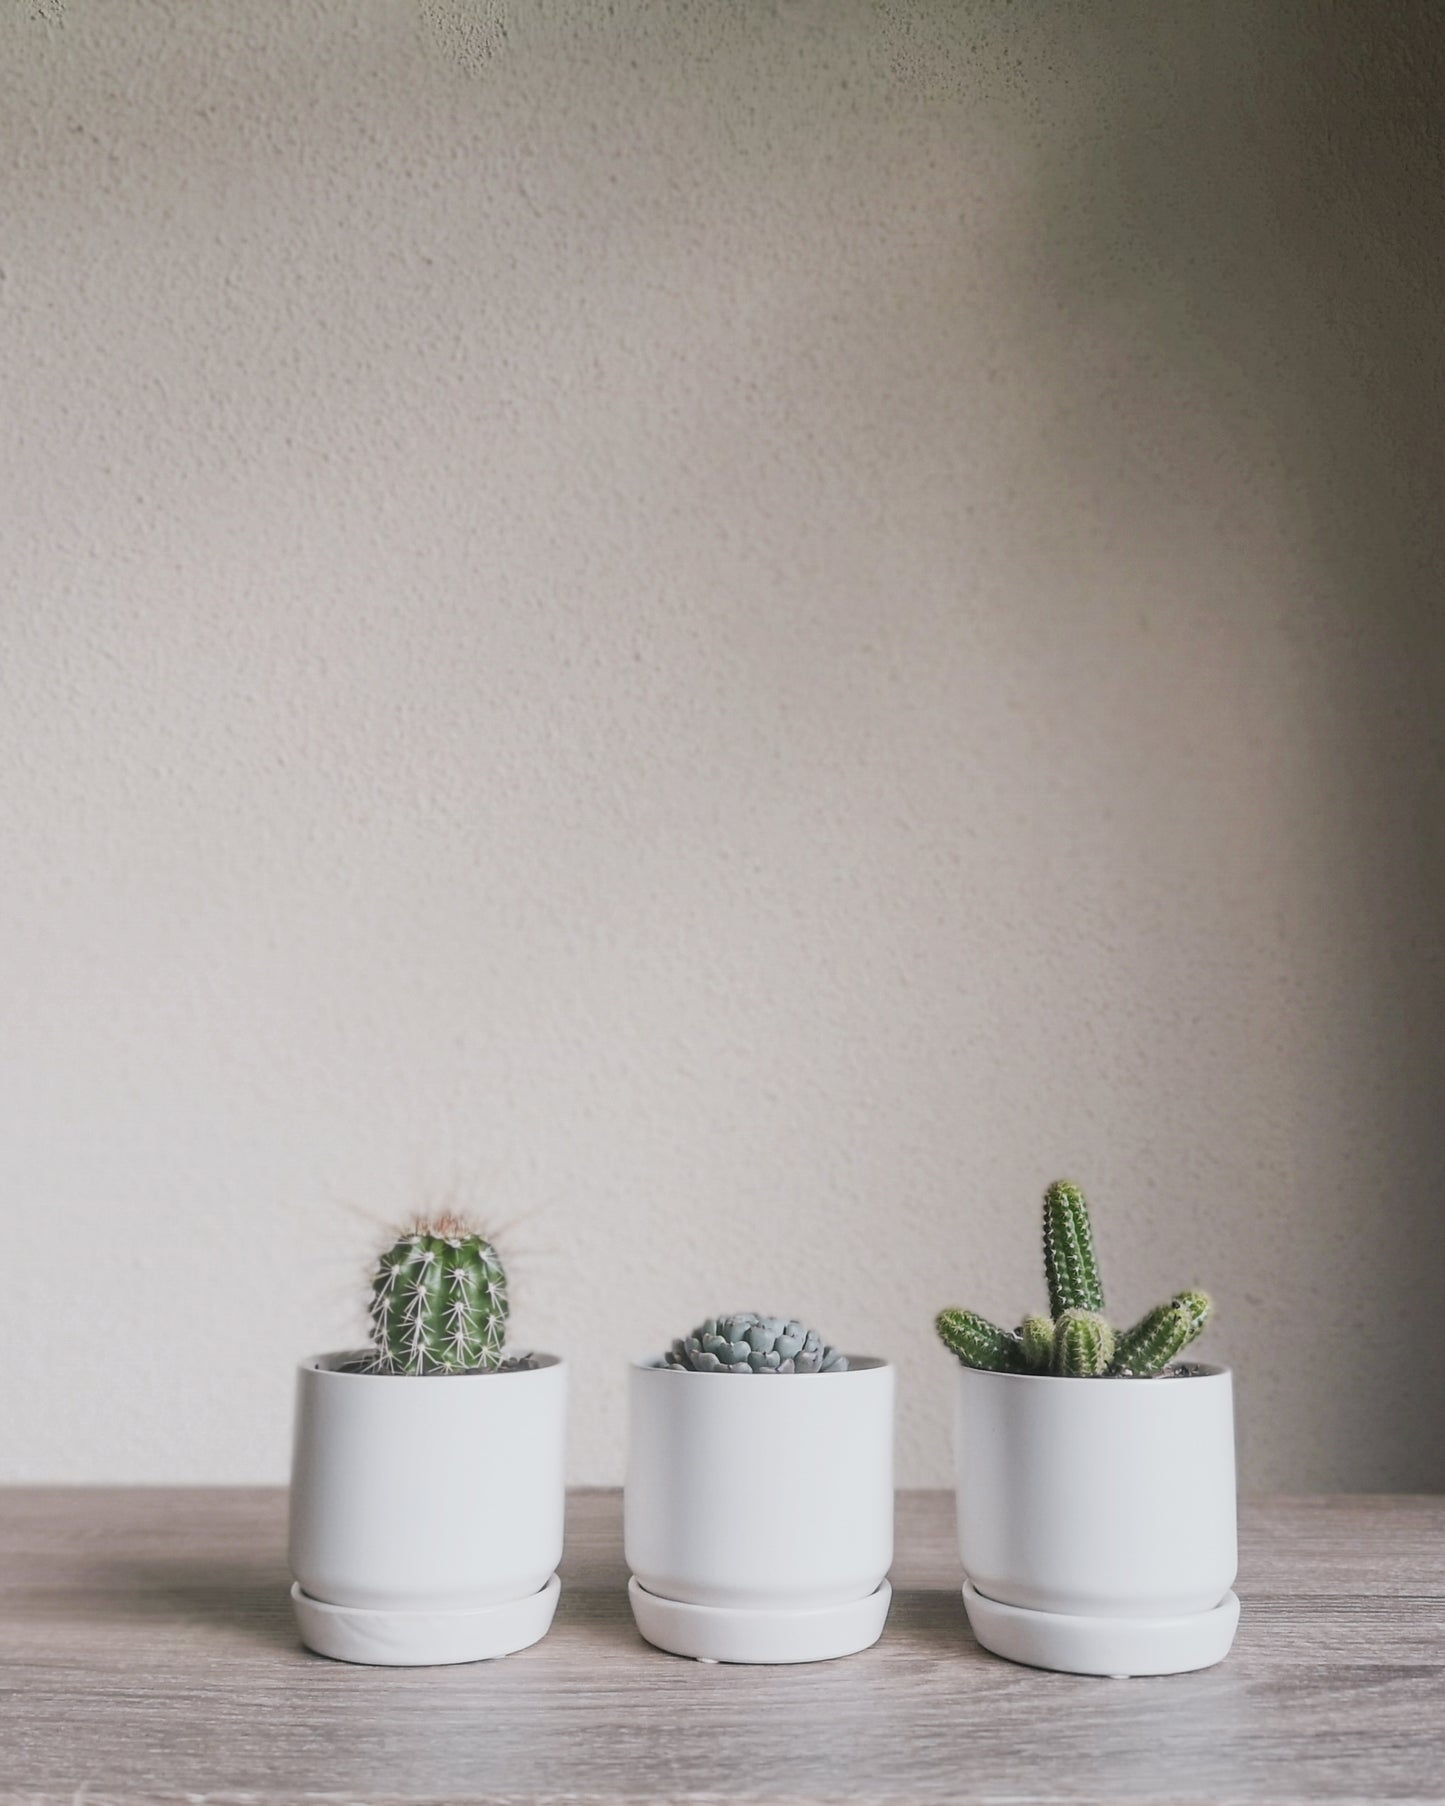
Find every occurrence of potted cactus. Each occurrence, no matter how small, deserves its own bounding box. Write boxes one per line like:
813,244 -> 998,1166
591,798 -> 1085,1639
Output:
936,1181 -> 1238,1677
625,1313 -> 894,1665
288,1216 -> 566,1666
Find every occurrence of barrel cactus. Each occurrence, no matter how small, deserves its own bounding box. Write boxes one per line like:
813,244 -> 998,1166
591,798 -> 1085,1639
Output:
666,1313 -> 849,1374
935,1180 -> 1212,1378
366,1217 -> 510,1374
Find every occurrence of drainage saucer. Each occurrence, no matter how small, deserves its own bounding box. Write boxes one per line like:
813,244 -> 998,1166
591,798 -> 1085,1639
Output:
628,1575 -> 891,1665
961,1579 -> 1240,1677
291,1572 -> 560,1667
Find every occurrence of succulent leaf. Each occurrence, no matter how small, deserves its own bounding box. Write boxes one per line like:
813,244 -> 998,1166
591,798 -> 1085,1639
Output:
1112,1290 -> 1212,1376
1043,1180 -> 1106,1316
666,1313 -> 848,1374
1052,1308 -> 1116,1376
367,1220 -> 509,1374
936,1308 -> 1024,1372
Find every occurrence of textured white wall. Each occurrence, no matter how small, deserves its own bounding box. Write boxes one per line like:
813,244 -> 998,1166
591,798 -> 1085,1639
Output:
3,0 -> 1442,1490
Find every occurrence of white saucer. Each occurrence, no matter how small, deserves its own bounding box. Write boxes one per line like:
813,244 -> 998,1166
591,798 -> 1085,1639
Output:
628,1575 -> 891,1664
291,1572 -> 560,1666
961,1579 -> 1240,1677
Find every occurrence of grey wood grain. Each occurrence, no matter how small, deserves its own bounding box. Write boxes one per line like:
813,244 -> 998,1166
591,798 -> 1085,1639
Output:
1,1489 -> 1442,1805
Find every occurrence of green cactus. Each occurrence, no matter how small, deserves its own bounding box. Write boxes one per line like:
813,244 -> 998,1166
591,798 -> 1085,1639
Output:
1114,1290 -> 1213,1377
1052,1308 -> 1116,1376
367,1217 -> 509,1374
1018,1312 -> 1055,1373
936,1309 -> 1023,1373
1043,1180 -> 1105,1316
935,1181 -> 1213,1378
666,1313 -> 848,1373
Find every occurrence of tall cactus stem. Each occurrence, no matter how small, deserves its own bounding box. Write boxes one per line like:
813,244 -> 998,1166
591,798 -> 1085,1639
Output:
936,1308 -> 1023,1373
1043,1180 -> 1106,1316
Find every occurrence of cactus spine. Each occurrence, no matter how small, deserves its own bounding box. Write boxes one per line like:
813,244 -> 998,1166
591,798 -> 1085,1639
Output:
935,1309 -> 1022,1373
935,1181 -> 1213,1378
368,1217 -> 509,1374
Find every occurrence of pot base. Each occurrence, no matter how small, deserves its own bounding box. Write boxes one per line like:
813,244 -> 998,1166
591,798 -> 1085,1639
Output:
628,1575 -> 891,1665
291,1572 -> 560,1666
961,1579 -> 1240,1677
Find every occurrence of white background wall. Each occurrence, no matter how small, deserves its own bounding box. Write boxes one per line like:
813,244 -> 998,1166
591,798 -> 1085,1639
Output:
3,0 -> 1442,1490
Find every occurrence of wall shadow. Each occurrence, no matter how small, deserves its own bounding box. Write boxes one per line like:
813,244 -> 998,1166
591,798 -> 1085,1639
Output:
976,1 -> 1445,1487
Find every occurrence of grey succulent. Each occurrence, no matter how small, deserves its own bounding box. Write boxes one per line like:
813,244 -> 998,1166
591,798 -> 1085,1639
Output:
666,1313 -> 849,1374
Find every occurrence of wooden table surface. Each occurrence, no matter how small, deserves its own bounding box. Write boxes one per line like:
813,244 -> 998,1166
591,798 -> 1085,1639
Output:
2,1489 -> 1442,1806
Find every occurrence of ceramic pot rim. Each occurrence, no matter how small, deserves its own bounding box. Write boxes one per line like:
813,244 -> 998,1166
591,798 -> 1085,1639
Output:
300,1350 -> 565,1381
631,1352 -> 892,1377
954,1361 -> 1230,1386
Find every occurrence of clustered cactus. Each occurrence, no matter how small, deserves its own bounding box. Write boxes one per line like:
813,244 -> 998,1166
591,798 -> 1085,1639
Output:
667,1313 -> 849,1374
366,1216 -> 510,1374
936,1181 -> 1211,1378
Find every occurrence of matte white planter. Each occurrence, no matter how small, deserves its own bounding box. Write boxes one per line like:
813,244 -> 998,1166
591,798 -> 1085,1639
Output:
953,1362 -> 1239,1676
625,1355 -> 894,1663
288,1351 -> 566,1665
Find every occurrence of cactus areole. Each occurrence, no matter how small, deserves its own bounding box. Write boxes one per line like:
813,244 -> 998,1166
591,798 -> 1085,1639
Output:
935,1180 -> 1214,1378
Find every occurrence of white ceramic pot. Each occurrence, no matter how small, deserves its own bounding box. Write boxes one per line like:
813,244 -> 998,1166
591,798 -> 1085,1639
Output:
953,1362 -> 1239,1675
288,1351 -> 566,1665
625,1355 -> 894,1663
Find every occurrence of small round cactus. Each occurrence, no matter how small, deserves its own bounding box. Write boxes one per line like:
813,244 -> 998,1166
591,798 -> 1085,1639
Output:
367,1217 -> 509,1374
666,1313 -> 849,1374
1052,1308 -> 1116,1377
1018,1312 -> 1056,1373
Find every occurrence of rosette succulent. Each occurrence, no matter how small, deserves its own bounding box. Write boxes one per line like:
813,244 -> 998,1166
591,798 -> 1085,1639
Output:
667,1313 -> 849,1374
935,1180 -> 1212,1378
